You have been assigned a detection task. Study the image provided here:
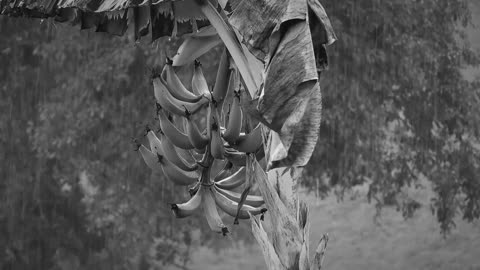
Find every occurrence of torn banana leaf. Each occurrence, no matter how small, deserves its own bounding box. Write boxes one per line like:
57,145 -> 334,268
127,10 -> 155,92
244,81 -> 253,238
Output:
268,81 -> 322,169
96,9 -> 128,35
133,5 -> 150,40
0,0 -> 214,42
307,0 -> 337,46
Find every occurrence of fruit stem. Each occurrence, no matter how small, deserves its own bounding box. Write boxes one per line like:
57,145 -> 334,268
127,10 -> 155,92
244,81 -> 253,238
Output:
183,105 -> 191,119
155,102 -> 162,116
144,124 -> 151,135
156,153 -> 164,164
132,139 -> 141,151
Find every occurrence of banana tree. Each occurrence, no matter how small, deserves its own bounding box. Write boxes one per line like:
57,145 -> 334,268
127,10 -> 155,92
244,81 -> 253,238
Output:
1,0 -> 336,269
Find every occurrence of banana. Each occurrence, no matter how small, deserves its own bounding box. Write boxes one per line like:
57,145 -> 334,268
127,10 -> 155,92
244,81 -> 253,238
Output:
210,111 -> 225,159
214,166 -> 246,190
158,108 -> 195,150
231,123 -> 263,153
158,130 -> 198,171
220,68 -> 237,121
191,60 -> 211,96
194,0 -> 258,97
184,109 -> 209,150
222,90 -> 242,144
203,186 -> 229,235
214,185 -> 265,207
212,188 -> 267,219
153,76 -> 207,117
171,185 -> 203,218
159,154 -> 199,186
146,125 -> 193,171
189,181 -> 201,197
212,48 -> 231,106
162,59 -> 204,103
172,31 -> 222,67
135,141 -> 162,173
135,139 -> 198,185
213,160 -> 234,181
145,128 -> 163,155
178,148 -> 198,164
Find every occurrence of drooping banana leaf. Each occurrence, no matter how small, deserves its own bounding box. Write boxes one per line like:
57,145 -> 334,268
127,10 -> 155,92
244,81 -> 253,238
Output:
229,0 -> 336,169
0,0 -> 215,40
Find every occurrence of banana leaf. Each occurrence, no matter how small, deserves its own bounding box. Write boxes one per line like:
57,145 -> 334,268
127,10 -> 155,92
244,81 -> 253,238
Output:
0,0 -> 215,41
229,0 -> 336,169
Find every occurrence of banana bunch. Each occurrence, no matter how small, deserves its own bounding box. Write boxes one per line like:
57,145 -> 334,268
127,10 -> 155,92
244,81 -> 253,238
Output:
135,38 -> 266,235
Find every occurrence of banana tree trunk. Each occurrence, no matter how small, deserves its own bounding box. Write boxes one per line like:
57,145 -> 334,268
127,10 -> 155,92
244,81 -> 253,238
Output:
251,165 -> 328,270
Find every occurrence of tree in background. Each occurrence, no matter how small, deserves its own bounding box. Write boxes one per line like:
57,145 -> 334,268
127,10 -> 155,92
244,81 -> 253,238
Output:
305,0 -> 480,234
0,17 -> 223,269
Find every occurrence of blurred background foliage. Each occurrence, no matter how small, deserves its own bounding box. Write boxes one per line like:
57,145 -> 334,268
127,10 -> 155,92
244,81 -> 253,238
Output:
1,0 -> 480,269
305,0 -> 480,234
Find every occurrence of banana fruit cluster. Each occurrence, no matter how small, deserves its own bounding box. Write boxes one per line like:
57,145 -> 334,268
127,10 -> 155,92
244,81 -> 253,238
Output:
135,42 -> 267,235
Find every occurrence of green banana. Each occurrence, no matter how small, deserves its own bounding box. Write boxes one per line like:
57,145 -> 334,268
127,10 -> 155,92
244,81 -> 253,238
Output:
212,188 -> 267,219
214,166 -> 246,190
213,160 -> 234,181
172,29 -> 222,67
178,148 -> 198,164
191,60 -> 211,96
222,90 -> 242,144
136,139 -> 198,186
210,111 -> 225,159
153,76 -> 207,117
184,109 -> 209,150
203,186 -> 229,235
159,153 -> 199,186
171,184 -> 203,218
157,130 -> 198,171
212,48 -> 231,106
135,142 -> 162,173
145,128 -> 163,155
231,123 -> 263,153
162,59 -> 204,102
158,108 -> 195,150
